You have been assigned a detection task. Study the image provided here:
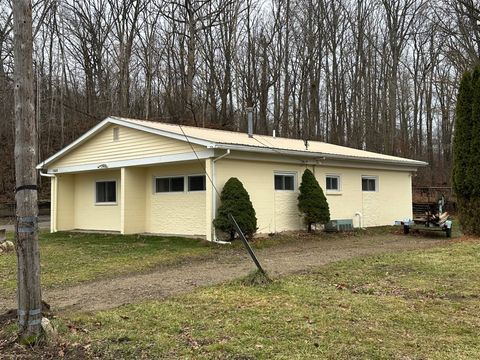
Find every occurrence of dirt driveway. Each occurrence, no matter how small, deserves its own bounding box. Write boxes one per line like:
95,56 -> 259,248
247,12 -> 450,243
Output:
0,233 -> 450,314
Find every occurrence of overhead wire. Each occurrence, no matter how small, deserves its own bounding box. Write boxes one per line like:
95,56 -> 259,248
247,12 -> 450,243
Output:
178,124 -> 221,198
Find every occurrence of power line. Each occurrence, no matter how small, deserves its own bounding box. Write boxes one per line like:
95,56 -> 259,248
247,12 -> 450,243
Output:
178,124 -> 221,198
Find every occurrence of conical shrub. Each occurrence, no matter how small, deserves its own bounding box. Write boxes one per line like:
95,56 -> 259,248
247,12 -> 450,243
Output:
298,169 -> 330,232
213,177 -> 257,240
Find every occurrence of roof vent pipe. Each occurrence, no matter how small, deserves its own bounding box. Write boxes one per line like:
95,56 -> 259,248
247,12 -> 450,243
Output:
246,107 -> 253,138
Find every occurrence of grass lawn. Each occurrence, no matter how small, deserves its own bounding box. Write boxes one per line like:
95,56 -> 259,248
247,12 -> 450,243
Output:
34,237 -> 479,359
0,231 -> 218,295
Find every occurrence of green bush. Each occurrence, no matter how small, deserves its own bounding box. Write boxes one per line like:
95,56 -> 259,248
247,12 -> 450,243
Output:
453,67 -> 480,235
213,177 -> 257,240
298,169 -> 330,232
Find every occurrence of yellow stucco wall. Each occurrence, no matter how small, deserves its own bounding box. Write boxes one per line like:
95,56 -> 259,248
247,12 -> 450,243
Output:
145,161 -> 207,236
51,155 -> 412,236
215,158 -> 413,233
73,170 -> 121,231
50,124 -> 205,169
121,167 -> 147,234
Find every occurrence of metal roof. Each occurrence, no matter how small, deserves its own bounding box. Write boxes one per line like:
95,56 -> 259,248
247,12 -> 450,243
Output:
112,116 -> 427,167
38,116 -> 428,169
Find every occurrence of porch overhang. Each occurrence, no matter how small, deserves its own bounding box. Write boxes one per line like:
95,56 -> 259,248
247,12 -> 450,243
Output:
42,149 -> 215,174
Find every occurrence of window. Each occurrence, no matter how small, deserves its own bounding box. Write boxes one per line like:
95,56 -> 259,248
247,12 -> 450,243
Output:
96,181 -> 116,203
155,177 -> 184,193
326,175 -> 340,191
188,175 -> 206,191
362,176 -> 377,192
113,127 -> 119,141
274,173 -> 295,191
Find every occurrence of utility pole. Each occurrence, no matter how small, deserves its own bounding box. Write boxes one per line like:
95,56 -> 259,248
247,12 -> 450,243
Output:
13,0 -> 43,340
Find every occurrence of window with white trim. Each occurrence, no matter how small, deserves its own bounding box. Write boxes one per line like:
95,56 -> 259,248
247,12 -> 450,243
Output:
362,176 -> 377,192
188,175 -> 206,191
274,173 -> 295,191
326,175 -> 340,191
155,176 -> 185,193
96,181 -> 117,203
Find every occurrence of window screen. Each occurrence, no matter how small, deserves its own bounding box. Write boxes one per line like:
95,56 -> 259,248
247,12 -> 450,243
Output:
326,176 -> 340,191
155,177 -> 185,193
362,177 -> 377,191
188,175 -> 206,191
274,174 -> 295,190
96,181 -> 116,203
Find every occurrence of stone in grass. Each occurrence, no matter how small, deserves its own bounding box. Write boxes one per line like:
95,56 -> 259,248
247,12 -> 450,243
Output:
41,317 -> 57,340
0,241 -> 14,253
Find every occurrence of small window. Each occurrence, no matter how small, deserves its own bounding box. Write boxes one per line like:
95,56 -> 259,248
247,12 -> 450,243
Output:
362,176 -> 377,192
96,181 -> 116,203
113,127 -> 119,141
274,173 -> 295,191
155,177 -> 184,193
188,175 -> 206,191
326,175 -> 340,191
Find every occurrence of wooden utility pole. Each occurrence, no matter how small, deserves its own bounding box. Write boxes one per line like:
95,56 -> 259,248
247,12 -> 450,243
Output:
13,0 -> 43,339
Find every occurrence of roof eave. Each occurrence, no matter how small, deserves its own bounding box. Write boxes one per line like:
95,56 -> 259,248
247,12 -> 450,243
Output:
210,143 -> 428,169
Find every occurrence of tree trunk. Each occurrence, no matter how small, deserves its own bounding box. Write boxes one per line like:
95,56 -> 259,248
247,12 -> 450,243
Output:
13,0 -> 42,340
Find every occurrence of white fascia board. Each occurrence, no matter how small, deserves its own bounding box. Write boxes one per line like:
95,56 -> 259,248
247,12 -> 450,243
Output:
210,143 -> 428,169
224,153 -> 420,171
47,150 -> 215,174
37,116 -> 215,169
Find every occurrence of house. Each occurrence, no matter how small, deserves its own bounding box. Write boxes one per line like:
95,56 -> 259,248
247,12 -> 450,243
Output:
37,116 -> 427,240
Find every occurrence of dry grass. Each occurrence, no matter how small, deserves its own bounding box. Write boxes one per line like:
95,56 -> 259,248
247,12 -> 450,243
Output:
32,237 -> 480,359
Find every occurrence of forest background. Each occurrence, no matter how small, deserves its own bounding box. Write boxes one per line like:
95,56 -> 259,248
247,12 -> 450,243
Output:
0,0 -> 478,201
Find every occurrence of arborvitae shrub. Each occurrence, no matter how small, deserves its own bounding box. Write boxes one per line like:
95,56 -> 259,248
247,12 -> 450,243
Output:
453,67 -> 480,235
213,177 -> 257,240
298,169 -> 330,232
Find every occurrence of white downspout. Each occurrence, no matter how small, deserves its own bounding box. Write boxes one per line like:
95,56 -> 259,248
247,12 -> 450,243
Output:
39,170 -> 57,232
212,149 -> 231,243
39,171 -> 55,178
354,212 -> 364,229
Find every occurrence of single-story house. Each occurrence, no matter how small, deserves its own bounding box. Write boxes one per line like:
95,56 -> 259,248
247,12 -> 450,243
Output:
37,116 -> 427,240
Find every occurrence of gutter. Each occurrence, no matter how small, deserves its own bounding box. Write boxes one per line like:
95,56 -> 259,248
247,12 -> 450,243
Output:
212,149 -> 231,243
209,143 -> 428,168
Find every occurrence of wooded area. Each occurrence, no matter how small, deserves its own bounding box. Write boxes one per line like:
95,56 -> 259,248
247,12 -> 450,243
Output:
0,0 -> 479,201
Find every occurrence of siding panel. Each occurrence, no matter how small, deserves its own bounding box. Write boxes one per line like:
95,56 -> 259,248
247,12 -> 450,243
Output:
51,125 -> 204,168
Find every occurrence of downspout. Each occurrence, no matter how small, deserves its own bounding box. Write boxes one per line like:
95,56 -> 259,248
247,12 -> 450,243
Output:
39,168 -> 57,232
355,212 -> 364,230
212,149 -> 231,242
39,171 -> 55,178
